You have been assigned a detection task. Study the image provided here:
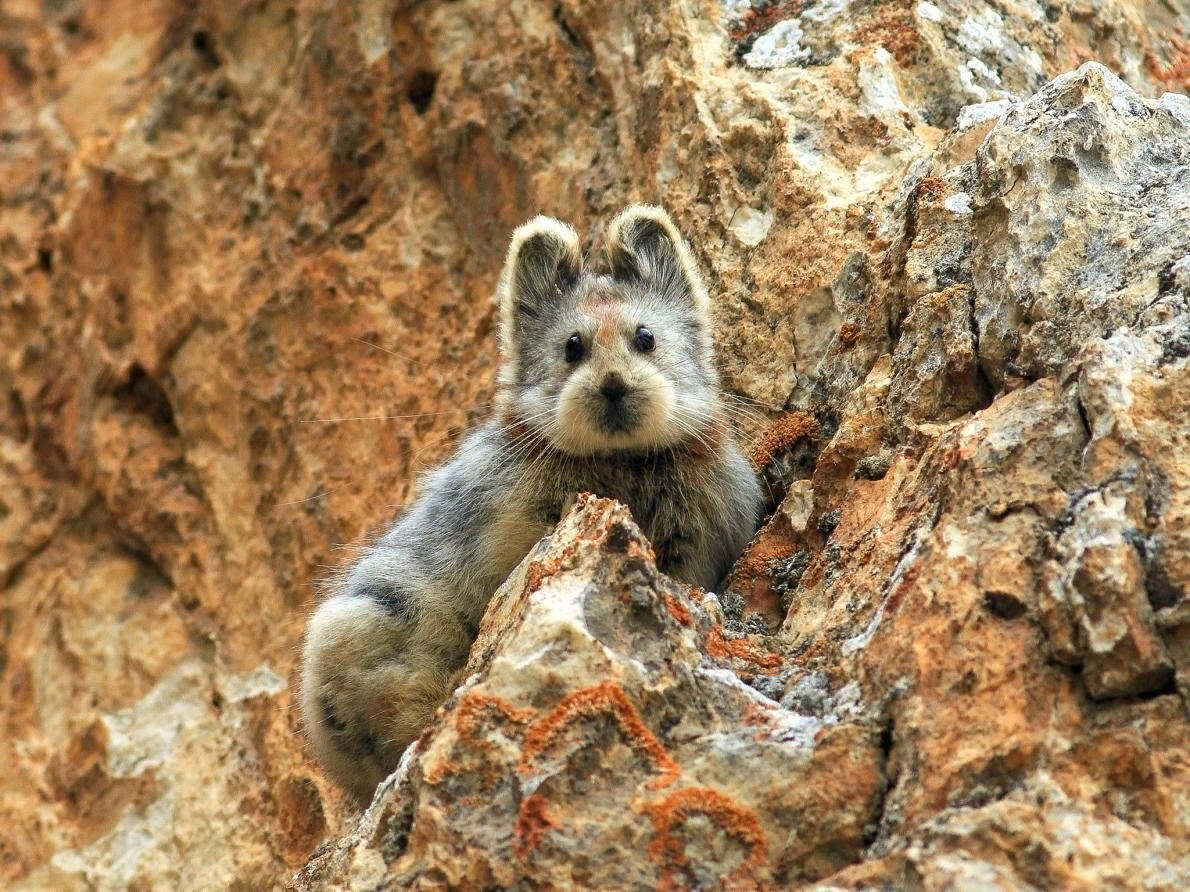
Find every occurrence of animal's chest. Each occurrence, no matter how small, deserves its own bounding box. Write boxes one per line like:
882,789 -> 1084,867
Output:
479,457 -> 697,592
476,494 -> 554,590
552,458 -> 692,539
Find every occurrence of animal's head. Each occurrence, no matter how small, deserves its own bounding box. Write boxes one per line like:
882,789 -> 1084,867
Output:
497,205 -> 720,455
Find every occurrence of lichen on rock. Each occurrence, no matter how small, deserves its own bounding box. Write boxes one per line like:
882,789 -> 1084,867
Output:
292,496 -> 885,891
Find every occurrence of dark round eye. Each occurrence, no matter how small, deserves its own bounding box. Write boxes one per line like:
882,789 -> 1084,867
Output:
564,332 -> 585,363
633,326 -> 655,353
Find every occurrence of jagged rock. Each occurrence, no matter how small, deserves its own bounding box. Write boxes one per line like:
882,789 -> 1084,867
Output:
810,773 -> 1190,890
2,0 -> 1189,888
742,61 -> 1190,887
294,496 -> 886,890
1049,481 -> 1174,700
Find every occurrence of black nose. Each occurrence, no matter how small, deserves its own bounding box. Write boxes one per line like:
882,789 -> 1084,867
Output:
600,373 -> 628,402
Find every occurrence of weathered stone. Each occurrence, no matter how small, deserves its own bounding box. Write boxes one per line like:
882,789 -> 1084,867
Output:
1053,486 -> 1174,699
733,53 -> 1189,892
809,772 -> 1189,891
292,497 -> 886,890
974,67 -> 1190,389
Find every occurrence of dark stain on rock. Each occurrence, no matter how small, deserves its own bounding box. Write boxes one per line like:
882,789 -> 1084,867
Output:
983,591 -> 1028,621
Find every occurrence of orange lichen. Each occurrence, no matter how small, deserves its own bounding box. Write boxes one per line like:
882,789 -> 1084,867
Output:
912,176 -> 947,204
728,1 -> 807,43
799,553 -> 825,590
648,787 -> 769,891
523,543 -> 581,597
523,559 -> 555,598
705,626 -> 783,671
519,681 -> 680,790
663,592 -> 693,627
454,691 -> 536,739
423,692 -> 537,787
1146,34 -> 1190,91
748,411 -> 819,469
740,700 -> 780,730
852,16 -> 920,67
723,522 -> 799,626
728,520 -> 797,583
514,794 -> 560,857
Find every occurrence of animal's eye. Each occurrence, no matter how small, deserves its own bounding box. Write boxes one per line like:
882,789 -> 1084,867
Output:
633,326 -> 655,353
564,332 -> 585,363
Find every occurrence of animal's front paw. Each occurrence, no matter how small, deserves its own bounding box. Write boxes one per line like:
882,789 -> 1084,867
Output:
300,595 -> 457,801
559,492 -> 580,521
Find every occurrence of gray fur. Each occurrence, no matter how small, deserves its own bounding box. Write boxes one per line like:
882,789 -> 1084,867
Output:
300,205 -> 764,800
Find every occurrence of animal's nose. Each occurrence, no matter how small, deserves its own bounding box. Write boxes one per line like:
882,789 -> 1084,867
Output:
600,372 -> 628,402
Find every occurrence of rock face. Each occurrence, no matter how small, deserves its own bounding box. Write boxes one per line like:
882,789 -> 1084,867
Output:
1,0 -> 1188,889
308,57 -> 1190,891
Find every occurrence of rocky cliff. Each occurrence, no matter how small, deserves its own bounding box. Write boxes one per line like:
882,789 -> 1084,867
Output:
1,1 -> 1188,889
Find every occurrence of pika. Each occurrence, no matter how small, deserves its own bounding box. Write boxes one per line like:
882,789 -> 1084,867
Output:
300,205 -> 764,800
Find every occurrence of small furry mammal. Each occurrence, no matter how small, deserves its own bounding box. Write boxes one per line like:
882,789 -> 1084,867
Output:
301,205 -> 764,800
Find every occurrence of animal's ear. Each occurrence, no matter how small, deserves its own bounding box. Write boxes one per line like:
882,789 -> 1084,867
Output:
604,204 -> 709,320
498,216 -> 582,332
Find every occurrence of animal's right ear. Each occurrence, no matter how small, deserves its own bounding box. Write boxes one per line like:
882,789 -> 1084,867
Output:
498,216 -> 581,331
603,205 -> 710,323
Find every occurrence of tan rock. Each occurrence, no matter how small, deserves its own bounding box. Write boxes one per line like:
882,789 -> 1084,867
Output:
292,497 -> 886,891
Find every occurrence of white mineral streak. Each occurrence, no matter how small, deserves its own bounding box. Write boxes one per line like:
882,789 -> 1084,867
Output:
729,205 -> 775,246
744,20 -> 810,69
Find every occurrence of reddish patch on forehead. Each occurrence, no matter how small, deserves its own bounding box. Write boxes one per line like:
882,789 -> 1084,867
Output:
581,286 -> 619,310
582,286 -> 623,345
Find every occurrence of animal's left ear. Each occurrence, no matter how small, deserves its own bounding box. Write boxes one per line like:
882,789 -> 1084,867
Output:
497,215 -> 582,365
604,205 -> 710,322
498,215 -> 582,323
